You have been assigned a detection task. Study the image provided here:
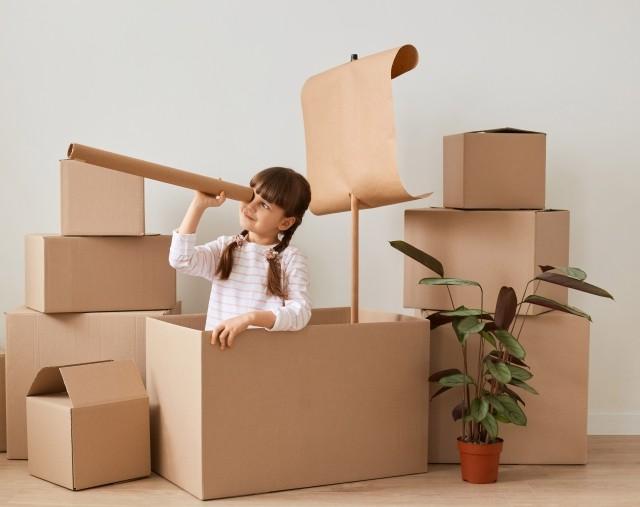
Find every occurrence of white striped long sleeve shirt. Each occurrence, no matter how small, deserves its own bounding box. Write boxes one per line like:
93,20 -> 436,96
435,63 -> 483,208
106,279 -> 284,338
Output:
168,230 -> 312,332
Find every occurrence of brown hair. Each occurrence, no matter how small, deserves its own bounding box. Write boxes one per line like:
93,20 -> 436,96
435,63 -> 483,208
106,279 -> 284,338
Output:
215,167 -> 312,299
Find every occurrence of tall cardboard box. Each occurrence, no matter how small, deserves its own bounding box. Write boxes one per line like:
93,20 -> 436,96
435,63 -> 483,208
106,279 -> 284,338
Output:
443,127 -> 546,209
60,159 -> 145,236
146,308 -> 429,500
4,305 -> 179,459
27,360 -> 150,490
0,351 -> 6,452
428,311 -> 589,464
25,234 -> 175,313
403,208 -> 569,315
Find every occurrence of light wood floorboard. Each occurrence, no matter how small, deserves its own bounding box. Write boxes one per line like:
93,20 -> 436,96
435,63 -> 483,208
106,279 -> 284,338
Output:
0,436 -> 638,506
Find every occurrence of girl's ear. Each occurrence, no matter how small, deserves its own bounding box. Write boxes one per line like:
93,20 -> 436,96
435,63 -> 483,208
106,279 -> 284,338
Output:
278,216 -> 296,231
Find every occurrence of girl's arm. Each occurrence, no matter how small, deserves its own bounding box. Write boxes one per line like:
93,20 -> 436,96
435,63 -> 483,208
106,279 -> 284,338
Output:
178,191 -> 225,233
169,191 -> 226,281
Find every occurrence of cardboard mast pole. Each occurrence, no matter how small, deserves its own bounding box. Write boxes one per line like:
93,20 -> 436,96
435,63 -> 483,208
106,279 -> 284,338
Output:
350,53 -> 360,325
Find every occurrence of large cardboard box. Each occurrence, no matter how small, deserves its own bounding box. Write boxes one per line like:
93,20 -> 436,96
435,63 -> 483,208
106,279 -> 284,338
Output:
146,308 -> 430,500
4,305 -> 179,459
61,159 -> 144,236
404,208 -> 569,315
25,234 -> 175,313
443,127 -> 546,209
427,311 -> 589,464
0,351 -> 5,452
27,360 -> 150,490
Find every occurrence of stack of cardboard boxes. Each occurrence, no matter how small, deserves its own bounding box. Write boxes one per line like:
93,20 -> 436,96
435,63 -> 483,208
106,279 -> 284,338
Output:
4,159 -> 179,488
403,127 -> 590,464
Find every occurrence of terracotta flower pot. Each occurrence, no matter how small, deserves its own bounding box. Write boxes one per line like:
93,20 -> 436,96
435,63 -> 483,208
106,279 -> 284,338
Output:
457,438 -> 503,484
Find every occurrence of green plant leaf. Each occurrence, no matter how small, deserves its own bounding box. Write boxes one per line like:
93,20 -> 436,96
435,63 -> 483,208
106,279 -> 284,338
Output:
509,378 -> 539,395
470,398 -> 489,422
441,307 -> 493,318
452,316 -> 485,344
495,412 -> 511,423
419,277 -> 481,288
497,394 -> 527,426
481,412 -> 499,440
452,401 -> 468,421
480,331 -> 497,348
489,350 -> 529,368
494,286 -> 517,330
426,311 -> 455,330
535,272 -> 613,299
438,373 -> 475,387
508,364 -> 533,381
484,394 -> 505,414
389,240 -> 444,277
493,329 -> 526,359
502,385 -> 526,406
523,295 -> 592,321
539,265 -> 587,281
428,368 -> 462,382
430,385 -> 452,400
485,359 -> 512,384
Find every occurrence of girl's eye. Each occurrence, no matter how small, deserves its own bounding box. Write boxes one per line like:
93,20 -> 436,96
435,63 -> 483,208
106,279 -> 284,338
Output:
261,202 -> 269,209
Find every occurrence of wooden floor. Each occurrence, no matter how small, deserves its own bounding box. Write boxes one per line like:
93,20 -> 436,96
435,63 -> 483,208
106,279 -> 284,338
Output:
1,436 -> 638,506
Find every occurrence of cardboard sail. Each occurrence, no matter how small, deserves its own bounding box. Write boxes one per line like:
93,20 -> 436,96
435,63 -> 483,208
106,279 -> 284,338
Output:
301,44 -> 432,215
67,144 -> 253,202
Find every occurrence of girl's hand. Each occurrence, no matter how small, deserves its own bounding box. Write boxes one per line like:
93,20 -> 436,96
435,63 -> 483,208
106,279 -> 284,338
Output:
212,313 -> 253,350
193,190 -> 226,210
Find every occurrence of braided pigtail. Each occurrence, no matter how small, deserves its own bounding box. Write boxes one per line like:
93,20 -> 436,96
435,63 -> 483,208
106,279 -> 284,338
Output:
265,221 -> 299,299
215,229 -> 248,280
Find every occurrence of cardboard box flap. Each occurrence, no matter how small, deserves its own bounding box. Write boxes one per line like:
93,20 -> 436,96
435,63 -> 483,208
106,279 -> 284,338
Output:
27,361 -> 111,397
60,360 -> 146,408
27,367 -> 66,397
467,127 -> 546,135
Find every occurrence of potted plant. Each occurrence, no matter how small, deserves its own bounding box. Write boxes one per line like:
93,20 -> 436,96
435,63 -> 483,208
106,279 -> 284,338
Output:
390,240 -> 613,483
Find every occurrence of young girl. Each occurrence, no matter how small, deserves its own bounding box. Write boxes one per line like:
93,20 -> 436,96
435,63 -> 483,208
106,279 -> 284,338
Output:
169,167 -> 312,351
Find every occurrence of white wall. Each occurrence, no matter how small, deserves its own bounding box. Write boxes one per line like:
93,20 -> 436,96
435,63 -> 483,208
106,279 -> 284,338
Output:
1,0 -> 637,434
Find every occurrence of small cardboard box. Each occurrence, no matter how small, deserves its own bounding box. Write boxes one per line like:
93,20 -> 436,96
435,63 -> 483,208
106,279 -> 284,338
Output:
26,360 -> 150,490
25,234 -> 176,313
146,308 -> 429,500
1,351 -> 6,452
403,208 -> 569,315
427,311 -> 589,464
443,127 -> 546,209
4,305 -> 179,459
61,159 -> 144,236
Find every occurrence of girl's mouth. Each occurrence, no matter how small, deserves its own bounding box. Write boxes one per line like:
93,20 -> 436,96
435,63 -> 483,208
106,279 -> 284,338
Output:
242,210 -> 255,221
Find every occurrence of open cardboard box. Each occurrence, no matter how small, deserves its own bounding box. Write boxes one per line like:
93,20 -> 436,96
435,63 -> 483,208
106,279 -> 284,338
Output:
146,307 -> 430,500
443,127 -> 546,210
26,360 -> 150,490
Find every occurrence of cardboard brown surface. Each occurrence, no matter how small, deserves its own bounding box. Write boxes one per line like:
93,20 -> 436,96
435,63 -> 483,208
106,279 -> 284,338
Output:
146,308 -> 430,500
26,360 -> 150,490
403,208 -> 569,314
25,234 -> 176,313
4,305 -> 178,459
67,144 -> 253,202
301,45 -> 431,215
61,159 -> 145,236
443,127 -> 546,209
427,311 -> 589,464
0,352 -> 5,452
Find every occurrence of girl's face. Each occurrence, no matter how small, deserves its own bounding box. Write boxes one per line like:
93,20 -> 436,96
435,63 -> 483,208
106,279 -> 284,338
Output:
239,192 -> 296,241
